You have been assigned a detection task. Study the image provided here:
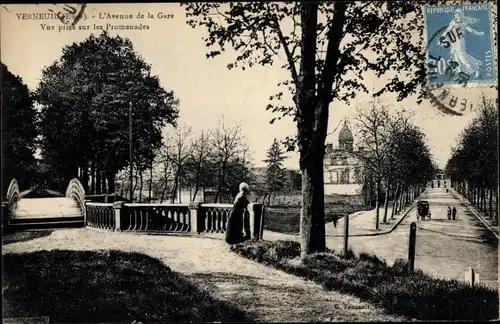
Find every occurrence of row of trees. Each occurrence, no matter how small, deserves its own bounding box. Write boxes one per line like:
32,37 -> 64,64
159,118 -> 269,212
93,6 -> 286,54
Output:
115,119 -> 252,203
354,101 -> 436,229
2,32 -> 180,195
445,96 -> 498,225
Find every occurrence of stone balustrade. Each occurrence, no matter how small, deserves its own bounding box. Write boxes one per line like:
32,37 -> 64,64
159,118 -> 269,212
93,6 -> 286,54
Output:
84,201 -> 265,239
85,202 -> 115,230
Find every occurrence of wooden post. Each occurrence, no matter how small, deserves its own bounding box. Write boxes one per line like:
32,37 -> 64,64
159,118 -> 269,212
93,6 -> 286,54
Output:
189,202 -> 202,233
344,214 -> 349,254
248,203 -> 264,240
465,268 -> 480,287
112,201 -> 126,231
408,222 -> 417,272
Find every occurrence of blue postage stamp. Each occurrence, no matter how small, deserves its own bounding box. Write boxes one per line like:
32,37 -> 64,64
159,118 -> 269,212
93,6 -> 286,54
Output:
423,2 -> 496,86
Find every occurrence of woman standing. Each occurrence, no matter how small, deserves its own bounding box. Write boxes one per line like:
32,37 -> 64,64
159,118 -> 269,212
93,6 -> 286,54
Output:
225,182 -> 251,244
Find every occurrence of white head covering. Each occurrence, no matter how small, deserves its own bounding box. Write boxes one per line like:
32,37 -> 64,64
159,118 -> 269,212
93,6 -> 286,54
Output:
239,182 -> 250,192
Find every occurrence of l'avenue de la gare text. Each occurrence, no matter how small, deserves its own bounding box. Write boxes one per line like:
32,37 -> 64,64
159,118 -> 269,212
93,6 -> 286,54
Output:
17,12 -> 174,20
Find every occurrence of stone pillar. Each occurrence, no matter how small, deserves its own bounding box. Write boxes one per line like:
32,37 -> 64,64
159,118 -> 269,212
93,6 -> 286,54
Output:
189,202 -> 202,233
248,203 -> 264,240
113,201 -> 126,231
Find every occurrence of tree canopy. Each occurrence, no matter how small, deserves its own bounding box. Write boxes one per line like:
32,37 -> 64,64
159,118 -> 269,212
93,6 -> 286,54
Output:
183,1 -> 434,256
1,63 -> 38,196
445,95 -> 498,223
36,32 -> 179,193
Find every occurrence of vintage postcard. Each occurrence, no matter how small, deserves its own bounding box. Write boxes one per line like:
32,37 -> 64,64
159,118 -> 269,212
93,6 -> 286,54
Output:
1,2 -> 498,323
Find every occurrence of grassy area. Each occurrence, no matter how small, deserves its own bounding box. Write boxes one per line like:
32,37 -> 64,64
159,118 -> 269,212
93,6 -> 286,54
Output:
2,231 -> 53,245
2,250 -> 250,323
264,203 -> 371,233
230,240 -> 498,321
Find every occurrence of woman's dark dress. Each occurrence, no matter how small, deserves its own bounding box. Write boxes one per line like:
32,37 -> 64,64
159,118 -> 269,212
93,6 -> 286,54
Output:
225,192 -> 249,244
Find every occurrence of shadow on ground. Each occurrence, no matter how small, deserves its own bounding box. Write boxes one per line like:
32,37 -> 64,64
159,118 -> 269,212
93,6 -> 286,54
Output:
2,250 -> 254,323
2,231 -> 53,246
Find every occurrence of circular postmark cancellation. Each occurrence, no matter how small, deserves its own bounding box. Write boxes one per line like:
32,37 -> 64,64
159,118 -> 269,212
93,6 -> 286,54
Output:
422,2 -> 497,116
3,4 -> 88,26
50,4 -> 88,27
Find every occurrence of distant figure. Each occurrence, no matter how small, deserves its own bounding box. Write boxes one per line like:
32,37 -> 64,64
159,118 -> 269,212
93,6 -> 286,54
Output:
225,182 -> 251,245
332,214 -> 338,228
447,207 -> 452,220
452,206 -> 457,220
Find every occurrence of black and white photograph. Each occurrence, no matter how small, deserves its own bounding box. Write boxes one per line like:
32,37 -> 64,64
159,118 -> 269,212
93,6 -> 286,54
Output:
1,2 -> 498,322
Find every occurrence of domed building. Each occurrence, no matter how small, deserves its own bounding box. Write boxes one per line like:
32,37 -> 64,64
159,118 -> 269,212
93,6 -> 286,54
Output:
324,121 -> 367,204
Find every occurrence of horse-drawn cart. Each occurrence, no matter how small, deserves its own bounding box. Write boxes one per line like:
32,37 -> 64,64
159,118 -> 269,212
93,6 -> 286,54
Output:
416,201 -> 431,221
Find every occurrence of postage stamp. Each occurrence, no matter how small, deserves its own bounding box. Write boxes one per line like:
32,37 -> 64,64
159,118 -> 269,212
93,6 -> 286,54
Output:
423,2 -> 497,87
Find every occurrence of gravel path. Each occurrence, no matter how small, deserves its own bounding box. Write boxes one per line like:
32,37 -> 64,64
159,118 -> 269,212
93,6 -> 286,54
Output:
3,228 -> 404,322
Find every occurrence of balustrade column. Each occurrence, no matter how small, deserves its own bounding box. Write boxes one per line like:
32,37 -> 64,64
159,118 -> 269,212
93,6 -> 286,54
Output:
189,202 -> 202,233
113,201 -> 126,231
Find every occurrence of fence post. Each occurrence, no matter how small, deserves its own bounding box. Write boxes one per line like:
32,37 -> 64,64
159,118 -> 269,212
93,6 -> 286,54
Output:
189,202 -> 202,233
408,222 -> 417,272
113,201 -> 126,231
465,268 -> 479,287
248,203 -> 264,240
344,214 -> 349,254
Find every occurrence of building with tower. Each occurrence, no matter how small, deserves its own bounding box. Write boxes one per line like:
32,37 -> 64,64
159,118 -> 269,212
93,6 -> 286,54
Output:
323,120 -> 367,204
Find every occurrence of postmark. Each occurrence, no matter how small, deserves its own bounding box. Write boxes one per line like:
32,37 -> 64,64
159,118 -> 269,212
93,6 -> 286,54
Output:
422,2 -> 497,116
2,4 -> 87,26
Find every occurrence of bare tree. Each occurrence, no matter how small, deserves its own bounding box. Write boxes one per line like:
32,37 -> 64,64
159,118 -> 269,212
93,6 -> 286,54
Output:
156,142 -> 174,203
354,100 -> 391,230
209,117 -> 250,203
185,130 -> 213,202
168,125 -> 193,203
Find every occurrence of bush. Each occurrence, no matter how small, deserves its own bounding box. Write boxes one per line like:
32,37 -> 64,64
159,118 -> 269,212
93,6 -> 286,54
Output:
230,240 -> 300,264
231,240 -> 498,321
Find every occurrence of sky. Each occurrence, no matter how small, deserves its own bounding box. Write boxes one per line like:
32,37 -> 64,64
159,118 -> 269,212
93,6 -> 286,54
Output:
1,3 -> 497,170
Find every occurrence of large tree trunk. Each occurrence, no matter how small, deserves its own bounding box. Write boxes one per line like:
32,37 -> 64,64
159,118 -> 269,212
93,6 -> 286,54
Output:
383,181 -> 390,223
296,1 -> 346,258
299,149 -> 326,256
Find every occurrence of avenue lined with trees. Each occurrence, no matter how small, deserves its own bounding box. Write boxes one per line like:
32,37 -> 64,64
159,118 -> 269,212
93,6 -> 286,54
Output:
354,101 -> 435,230
445,95 -> 498,225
